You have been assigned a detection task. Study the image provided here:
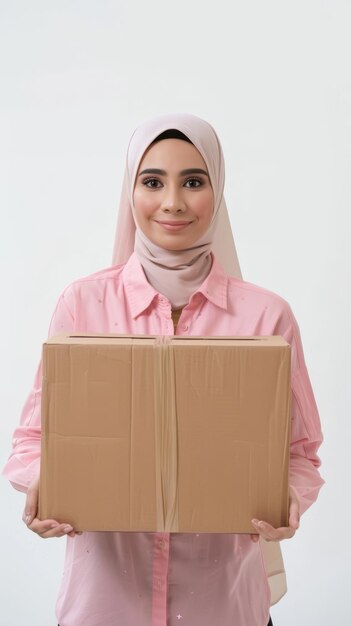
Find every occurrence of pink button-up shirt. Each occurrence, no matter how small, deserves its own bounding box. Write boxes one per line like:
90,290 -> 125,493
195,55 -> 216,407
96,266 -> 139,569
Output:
2,253 -> 324,626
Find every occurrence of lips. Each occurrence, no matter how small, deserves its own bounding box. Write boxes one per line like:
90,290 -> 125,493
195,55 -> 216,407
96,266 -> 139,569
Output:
154,220 -> 193,231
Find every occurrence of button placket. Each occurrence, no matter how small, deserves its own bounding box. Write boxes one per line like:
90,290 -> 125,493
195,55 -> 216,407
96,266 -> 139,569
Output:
158,297 -> 173,335
151,533 -> 170,624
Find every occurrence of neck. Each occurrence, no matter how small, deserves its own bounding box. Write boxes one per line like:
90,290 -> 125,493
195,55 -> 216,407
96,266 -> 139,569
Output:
134,229 -> 213,308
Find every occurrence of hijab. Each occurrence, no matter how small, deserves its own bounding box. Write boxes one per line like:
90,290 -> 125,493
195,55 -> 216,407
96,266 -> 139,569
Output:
111,112 -> 287,604
112,113 -> 242,307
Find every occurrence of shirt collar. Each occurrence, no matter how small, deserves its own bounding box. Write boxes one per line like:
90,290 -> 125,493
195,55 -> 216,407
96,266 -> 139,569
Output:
122,252 -> 160,318
122,252 -> 229,318
194,254 -> 229,310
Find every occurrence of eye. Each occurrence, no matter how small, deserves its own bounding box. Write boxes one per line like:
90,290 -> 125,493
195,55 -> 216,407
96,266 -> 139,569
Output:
142,177 -> 162,189
184,177 -> 203,188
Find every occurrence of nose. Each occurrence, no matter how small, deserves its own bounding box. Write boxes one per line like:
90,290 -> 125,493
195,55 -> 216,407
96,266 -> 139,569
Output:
160,186 -> 187,214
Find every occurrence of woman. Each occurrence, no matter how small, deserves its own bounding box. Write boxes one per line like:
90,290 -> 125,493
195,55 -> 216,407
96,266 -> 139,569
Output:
2,113 -> 324,626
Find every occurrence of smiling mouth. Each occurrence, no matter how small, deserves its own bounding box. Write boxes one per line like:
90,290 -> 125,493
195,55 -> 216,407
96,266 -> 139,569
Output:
155,220 -> 193,231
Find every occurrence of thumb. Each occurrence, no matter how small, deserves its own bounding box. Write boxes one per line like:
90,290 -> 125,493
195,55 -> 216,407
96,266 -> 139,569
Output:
289,488 -> 300,530
23,476 -> 39,525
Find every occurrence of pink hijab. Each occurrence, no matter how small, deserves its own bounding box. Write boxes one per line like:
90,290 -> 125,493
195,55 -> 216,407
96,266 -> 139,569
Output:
112,112 -> 242,307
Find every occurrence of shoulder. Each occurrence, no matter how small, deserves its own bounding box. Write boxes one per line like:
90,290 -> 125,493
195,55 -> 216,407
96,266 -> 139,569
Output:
227,274 -> 293,316
56,262 -> 127,307
227,276 -> 304,366
46,263 -> 128,336
211,255 -> 293,320
227,275 -> 304,361
227,273 -> 300,339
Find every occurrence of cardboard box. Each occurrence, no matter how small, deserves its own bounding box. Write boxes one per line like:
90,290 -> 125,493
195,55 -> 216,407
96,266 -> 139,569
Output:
39,334 -> 291,533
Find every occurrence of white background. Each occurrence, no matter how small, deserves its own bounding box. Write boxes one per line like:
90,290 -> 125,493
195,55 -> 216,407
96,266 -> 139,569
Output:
1,1 -> 350,624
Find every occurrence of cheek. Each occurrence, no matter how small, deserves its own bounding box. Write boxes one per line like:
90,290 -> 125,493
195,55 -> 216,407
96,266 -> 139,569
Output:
133,188 -> 157,221
193,190 -> 214,224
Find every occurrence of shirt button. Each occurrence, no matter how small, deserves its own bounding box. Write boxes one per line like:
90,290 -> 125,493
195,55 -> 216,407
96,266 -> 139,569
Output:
182,324 -> 189,331
158,539 -> 166,549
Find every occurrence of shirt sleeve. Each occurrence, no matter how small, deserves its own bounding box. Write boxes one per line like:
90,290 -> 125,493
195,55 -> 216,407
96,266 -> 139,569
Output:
2,287 -> 76,493
276,301 -> 325,516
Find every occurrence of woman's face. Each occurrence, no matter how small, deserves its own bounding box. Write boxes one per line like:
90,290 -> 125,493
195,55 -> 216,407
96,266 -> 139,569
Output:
133,138 -> 214,250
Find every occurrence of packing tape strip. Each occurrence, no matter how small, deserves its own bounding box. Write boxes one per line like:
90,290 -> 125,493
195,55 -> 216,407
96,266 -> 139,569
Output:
153,336 -> 179,532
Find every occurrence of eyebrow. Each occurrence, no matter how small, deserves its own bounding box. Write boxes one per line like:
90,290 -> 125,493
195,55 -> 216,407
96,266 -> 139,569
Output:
138,168 -> 209,177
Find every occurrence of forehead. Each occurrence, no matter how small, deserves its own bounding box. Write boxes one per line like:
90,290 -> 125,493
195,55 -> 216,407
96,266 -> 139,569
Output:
137,138 -> 208,172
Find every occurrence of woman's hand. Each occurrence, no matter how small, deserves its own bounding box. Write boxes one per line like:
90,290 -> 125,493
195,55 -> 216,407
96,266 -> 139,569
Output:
250,485 -> 300,543
22,476 -> 80,538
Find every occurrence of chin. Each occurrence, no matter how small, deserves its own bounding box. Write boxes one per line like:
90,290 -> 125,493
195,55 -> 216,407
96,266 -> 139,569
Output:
156,239 -> 192,251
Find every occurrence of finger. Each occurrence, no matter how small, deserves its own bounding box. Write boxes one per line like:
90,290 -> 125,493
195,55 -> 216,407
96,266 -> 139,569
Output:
23,479 -> 40,526
39,524 -> 75,539
28,518 -> 74,539
251,519 -> 274,541
251,519 -> 295,542
28,518 -> 61,534
251,519 -> 276,541
289,495 -> 300,530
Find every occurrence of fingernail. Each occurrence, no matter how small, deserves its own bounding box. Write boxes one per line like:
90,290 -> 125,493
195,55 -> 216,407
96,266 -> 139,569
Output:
25,514 -> 31,525
251,519 -> 259,525
63,525 -> 73,533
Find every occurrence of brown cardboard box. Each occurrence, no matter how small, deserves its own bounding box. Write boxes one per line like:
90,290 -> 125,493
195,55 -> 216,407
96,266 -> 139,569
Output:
39,334 -> 291,533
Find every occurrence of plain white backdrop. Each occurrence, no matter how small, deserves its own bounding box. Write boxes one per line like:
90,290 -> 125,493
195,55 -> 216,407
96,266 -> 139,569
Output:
1,1 -> 350,624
